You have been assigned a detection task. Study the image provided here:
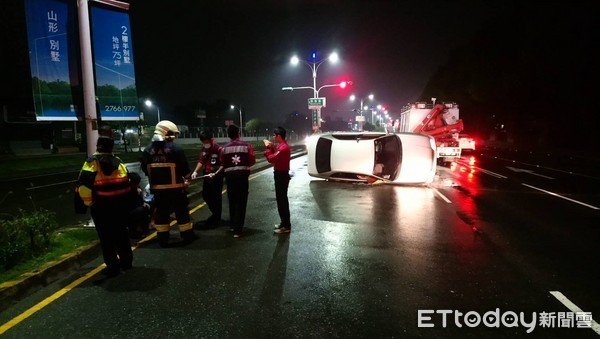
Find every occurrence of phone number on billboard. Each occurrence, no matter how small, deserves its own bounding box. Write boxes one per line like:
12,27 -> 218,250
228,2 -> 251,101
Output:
105,105 -> 137,112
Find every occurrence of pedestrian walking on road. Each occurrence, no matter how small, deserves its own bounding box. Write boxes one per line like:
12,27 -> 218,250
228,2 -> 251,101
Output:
220,124 -> 256,238
76,132 -> 133,277
191,133 -> 224,227
140,120 -> 196,247
264,126 -> 292,234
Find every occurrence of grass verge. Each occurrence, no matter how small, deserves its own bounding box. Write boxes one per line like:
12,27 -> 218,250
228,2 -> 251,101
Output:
0,227 -> 98,284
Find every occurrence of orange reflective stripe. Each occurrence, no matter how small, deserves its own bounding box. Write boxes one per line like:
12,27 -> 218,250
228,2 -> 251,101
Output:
96,187 -> 131,196
94,177 -> 129,186
179,222 -> 193,232
150,183 -> 185,190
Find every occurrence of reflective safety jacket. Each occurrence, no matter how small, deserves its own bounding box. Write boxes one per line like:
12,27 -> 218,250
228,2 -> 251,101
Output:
77,153 -> 131,206
220,138 -> 256,174
140,140 -> 190,190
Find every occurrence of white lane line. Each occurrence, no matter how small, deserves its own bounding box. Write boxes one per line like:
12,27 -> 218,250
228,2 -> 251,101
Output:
25,179 -> 76,190
522,183 -> 600,210
432,188 -> 452,203
476,167 -> 507,179
549,291 -> 600,335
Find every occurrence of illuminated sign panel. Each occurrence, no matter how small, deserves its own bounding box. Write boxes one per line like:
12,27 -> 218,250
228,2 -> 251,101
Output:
90,2 -> 139,121
25,0 -> 78,121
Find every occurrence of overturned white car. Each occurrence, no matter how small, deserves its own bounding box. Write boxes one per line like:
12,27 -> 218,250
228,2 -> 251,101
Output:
307,132 -> 437,184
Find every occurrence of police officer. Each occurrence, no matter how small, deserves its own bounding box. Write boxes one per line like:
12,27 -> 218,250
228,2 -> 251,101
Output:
191,133 -> 224,227
76,132 -> 133,277
220,124 -> 255,238
140,120 -> 196,247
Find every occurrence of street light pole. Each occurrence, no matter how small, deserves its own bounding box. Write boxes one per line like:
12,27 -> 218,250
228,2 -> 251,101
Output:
145,99 -> 160,124
285,52 -> 340,133
350,94 -> 373,131
230,105 -> 243,137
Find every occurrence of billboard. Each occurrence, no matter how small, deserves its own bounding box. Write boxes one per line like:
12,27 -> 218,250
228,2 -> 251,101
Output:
25,0 -> 79,121
90,1 -> 140,121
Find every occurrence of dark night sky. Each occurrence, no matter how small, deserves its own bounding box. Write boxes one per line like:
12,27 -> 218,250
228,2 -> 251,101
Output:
127,0 -> 510,122
0,0 -> 594,127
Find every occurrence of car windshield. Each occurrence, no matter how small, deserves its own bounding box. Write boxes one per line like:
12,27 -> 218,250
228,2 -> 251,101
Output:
373,135 -> 401,180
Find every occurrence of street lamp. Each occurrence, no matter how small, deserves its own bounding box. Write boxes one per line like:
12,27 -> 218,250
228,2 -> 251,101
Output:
283,51 -> 346,132
350,93 -> 374,131
230,104 -> 243,137
144,99 -> 160,124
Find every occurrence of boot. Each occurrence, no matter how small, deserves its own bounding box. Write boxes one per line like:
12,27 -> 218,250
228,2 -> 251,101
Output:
157,231 -> 170,248
181,229 -> 198,245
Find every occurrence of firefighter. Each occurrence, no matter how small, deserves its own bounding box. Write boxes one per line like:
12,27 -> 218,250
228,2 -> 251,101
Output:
76,133 -> 133,277
140,120 -> 196,247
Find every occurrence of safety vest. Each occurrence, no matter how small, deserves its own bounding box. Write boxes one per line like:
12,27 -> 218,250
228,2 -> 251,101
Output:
77,154 -> 131,206
146,162 -> 186,189
142,141 -> 189,190
222,142 -> 252,173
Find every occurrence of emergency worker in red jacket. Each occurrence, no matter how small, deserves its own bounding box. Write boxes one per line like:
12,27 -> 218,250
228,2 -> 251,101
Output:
220,124 -> 255,238
77,134 -> 132,277
264,126 -> 292,233
191,133 -> 224,227
140,120 -> 196,247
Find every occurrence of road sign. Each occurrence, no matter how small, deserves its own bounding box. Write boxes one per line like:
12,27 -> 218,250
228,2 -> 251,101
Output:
355,116 -> 366,122
308,97 -> 326,109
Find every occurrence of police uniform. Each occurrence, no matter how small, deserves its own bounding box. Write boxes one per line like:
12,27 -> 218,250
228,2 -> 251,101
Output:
220,125 -> 256,237
77,136 -> 132,276
140,121 -> 195,247
199,143 -> 223,225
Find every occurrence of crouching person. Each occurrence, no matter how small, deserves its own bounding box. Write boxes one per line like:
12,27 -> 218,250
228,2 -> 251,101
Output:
127,172 -> 152,239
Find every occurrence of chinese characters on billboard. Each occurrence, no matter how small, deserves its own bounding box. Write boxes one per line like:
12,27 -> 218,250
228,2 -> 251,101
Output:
25,0 -> 78,121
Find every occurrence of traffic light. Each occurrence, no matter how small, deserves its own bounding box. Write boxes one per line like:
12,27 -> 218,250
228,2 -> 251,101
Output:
339,81 -> 352,89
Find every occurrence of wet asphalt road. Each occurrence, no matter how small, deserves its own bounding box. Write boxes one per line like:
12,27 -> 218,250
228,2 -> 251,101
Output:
0,153 -> 599,338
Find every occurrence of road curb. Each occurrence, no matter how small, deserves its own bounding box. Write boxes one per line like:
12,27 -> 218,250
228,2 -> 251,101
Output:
0,150 -> 306,311
0,241 -> 101,312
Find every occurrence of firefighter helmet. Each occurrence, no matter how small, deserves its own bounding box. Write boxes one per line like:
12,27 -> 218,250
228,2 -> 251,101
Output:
153,120 -> 179,141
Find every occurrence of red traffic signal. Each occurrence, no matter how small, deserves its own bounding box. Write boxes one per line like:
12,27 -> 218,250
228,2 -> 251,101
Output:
339,81 -> 352,89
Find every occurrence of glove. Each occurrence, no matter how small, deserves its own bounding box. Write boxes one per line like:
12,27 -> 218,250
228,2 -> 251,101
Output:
208,173 -> 215,178
191,171 -> 198,180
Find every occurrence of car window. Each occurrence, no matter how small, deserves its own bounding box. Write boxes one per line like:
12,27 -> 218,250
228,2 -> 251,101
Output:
315,137 -> 332,173
374,135 -> 401,179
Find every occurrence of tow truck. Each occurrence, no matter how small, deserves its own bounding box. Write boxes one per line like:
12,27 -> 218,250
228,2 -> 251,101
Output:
396,102 -> 464,165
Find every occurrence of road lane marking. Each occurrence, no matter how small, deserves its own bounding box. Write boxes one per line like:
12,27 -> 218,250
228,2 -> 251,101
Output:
522,183 -> 600,210
0,166 -> 276,333
506,166 -> 555,179
431,188 -> 452,203
476,167 -> 507,179
0,264 -> 105,335
549,291 -> 600,335
25,179 -> 77,190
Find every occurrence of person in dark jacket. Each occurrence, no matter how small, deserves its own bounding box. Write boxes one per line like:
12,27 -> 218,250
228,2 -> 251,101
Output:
76,133 -> 132,277
220,124 -> 255,238
140,120 -> 196,247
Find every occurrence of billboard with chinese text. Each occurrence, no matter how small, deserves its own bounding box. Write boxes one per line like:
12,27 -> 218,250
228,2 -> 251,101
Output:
90,1 -> 139,121
25,0 -> 79,121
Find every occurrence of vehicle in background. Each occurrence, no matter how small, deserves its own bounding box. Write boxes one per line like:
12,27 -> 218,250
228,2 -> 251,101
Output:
459,134 -> 476,151
307,132 -> 437,185
395,102 -> 463,165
